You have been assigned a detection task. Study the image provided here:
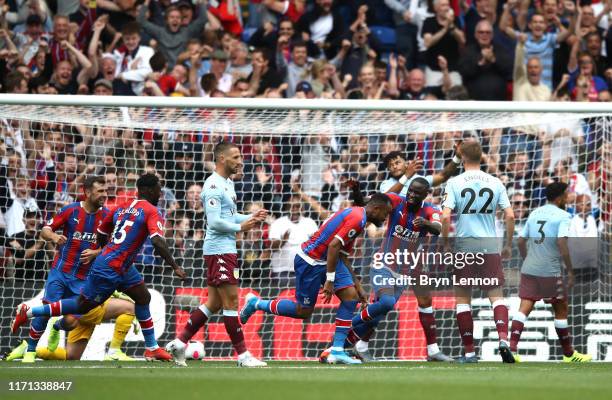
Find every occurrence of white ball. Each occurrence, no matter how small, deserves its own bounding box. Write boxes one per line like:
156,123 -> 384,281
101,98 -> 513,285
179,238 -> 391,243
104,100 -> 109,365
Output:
185,340 -> 205,360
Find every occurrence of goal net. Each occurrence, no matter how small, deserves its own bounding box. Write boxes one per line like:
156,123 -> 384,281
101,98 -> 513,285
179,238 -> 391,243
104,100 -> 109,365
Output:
0,95 -> 610,362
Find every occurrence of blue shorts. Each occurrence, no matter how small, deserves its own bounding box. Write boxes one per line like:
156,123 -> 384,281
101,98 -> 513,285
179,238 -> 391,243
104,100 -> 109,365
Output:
294,254 -> 354,308
81,260 -> 143,305
370,266 -> 405,301
42,268 -> 86,303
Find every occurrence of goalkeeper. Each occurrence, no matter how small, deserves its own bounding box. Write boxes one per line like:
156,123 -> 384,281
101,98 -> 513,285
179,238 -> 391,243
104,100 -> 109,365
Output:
7,292 -> 137,361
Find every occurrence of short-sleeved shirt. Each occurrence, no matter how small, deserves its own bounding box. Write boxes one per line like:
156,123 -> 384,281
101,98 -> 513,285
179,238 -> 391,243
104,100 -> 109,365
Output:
382,193 -> 441,257
301,207 -> 367,264
524,32 -> 557,90
519,204 -> 571,277
380,174 -> 434,197
202,172 -> 244,255
46,202 -> 110,280
97,199 -> 164,275
443,170 -> 510,252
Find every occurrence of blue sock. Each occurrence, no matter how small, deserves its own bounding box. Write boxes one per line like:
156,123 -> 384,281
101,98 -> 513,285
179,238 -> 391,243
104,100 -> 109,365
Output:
135,304 -> 158,350
258,299 -> 298,318
353,315 -> 383,339
332,300 -> 358,350
30,298 -> 80,317
27,317 -> 48,352
352,295 -> 396,327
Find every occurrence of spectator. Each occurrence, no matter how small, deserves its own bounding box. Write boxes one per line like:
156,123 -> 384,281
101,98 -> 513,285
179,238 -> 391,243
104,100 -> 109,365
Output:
384,0 -> 420,70
183,183 -> 205,239
209,49 -> 233,93
459,19 -> 512,100
464,0 -> 496,45
333,25 -> 376,89
3,208 -> 46,281
567,44 -> 609,101
296,0 -> 348,59
512,34 -> 552,101
3,174 -> 39,237
268,195 -> 318,287
247,47 -> 283,96
138,0 -> 208,67
421,0 -> 465,88
227,41 -> 252,80
278,39 -> 310,98
112,22 -> 154,96
502,13 -> 571,91
568,194 -> 599,282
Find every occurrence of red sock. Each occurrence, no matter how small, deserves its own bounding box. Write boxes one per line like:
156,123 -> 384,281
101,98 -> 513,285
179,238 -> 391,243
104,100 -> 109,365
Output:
418,308 -> 438,345
456,305 -> 475,354
223,311 -> 247,355
555,320 -> 574,357
345,330 -> 359,346
509,320 -> 524,352
178,308 -> 209,343
493,302 -> 509,342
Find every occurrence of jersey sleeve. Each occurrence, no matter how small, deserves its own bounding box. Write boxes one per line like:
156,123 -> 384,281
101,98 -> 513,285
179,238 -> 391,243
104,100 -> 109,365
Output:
45,205 -> 72,231
97,209 -> 116,236
498,181 -> 511,209
333,210 -> 364,247
379,178 -> 395,193
202,186 -> 241,233
557,215 -> 570,238
428,205 -> 442,225
146,206 -> 165,239
386,193 -> 405,209
234,212 -> 250,224
442,180 -> 456,210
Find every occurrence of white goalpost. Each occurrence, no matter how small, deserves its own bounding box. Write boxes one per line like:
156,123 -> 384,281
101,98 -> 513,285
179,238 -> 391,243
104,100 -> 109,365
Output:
0,95 -> 610,361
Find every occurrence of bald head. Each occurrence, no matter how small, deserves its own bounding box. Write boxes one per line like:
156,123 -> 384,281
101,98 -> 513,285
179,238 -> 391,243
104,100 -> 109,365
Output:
408,68 -> 425,92
527,57 -> 542,85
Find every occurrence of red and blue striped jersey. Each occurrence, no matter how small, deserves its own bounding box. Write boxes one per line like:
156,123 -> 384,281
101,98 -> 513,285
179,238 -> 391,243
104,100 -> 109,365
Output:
301,207 -> 367,263
97,199 -> 165,274
46,202 -> 110,280
382,193 -> 441,256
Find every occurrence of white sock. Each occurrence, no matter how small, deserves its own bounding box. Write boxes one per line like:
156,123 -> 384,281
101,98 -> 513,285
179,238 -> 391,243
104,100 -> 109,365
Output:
107,348 -> 118,355
146,345 -> 159,351
355,340 -> 369,353
427,343 -> 440,356
465,352 -> 476,358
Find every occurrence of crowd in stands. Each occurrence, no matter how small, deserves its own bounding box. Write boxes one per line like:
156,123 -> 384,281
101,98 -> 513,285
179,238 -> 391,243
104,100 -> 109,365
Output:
0,0 -> 609,288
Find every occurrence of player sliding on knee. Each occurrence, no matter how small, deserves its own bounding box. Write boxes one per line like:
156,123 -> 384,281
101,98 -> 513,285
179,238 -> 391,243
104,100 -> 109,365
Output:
323,177 -> 453,363
240,193 -> 393,364
11,174 -> 186,362
166,142 -> 269,367
8,294 -> 138,362
441,141 -> 515,364
510,182 -> 591,363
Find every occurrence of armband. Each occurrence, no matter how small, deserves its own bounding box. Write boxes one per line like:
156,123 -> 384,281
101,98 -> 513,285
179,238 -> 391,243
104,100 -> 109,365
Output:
326,272 -> 336,282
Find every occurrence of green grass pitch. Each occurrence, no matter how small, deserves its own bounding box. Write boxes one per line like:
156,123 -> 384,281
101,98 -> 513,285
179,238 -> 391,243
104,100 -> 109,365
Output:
1,361 -> 611,400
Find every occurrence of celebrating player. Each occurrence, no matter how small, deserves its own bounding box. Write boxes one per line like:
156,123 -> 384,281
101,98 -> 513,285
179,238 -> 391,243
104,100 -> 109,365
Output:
12,173 -> 186,361
11,176 -> 110,363
166,142 -> 268,367
510,182 -> 592,362
324,177 -> 453,362
7,293 -> 137,361
239,193 -> 393,364
441,141 -> 516,363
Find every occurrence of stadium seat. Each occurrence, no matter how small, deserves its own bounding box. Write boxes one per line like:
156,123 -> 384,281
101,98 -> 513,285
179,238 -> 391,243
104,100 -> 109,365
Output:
370,25 -> 396,53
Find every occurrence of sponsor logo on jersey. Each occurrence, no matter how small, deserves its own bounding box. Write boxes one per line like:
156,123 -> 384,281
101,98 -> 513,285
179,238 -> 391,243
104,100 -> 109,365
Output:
72,232 -> 97,243
303,297 -> 311,305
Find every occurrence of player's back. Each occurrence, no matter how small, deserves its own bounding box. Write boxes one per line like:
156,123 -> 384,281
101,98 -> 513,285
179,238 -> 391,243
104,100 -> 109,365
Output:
444,170 -> 509,238
47,201 -> 110,279
98,199 -> 164,274
301,207 -> 366,263
520,204 -> 571,277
